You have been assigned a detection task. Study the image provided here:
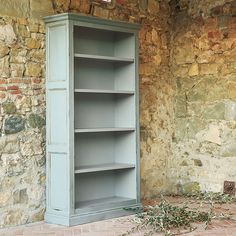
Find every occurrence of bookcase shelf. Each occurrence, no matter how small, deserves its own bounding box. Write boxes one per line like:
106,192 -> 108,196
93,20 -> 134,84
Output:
44,13 -> 141,226
74,89 -> 135,95
75,53 -> 134,62
75,163 -> 135,174
75,128 -> 135,133
75,196 -> 136,213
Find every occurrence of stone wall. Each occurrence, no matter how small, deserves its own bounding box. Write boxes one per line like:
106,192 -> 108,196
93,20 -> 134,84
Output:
0,17 -> 46,227
169,0 -> 236,194
0,0 -> 174,227
1,0 -> 235,229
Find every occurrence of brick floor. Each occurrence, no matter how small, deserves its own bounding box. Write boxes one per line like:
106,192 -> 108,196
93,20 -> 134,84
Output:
1,198 -> 236,236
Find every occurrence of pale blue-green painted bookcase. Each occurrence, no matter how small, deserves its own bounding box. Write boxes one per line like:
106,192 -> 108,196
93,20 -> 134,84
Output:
44,13 -> 141,226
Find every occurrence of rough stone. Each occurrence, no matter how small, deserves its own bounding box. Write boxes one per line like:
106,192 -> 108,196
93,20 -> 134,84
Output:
3,209 -> 27,227
221,141 -> 236,157
180,160 -> 188,166
75,1 -> 90,13
194,159 -> 203,166
0,25 -> 17,45
1,153 -> 25,177
0,56 -> 10,77
31,208 -> 45,222
188,63 -> 199,77
10,48 -> 27,63
25,62 -> 41,77
0,41 -> 9,58
2,101 -> 17,114
175,94 -> 187,118
148,0 -> 160,14
28,113 -> 45,129
25,38 -> 41,49
0,0 -> 29,18
228,82 -> 236,99
30,0 -> 54,19
0,191 -> 11,207
17,24 -> 30,38
11,63 -> 25,78
196,124 -> 222,145
182,182 -> 200,194
4,116 -> 25,134
93,6 -> 109,19
202,102 -> 225,120
28,49 -> 45,62
225,101 -> 236,120
187,118 -> 207,139
3,135 -> 20,154
174,43 -> 195,65
200,63 -> 219,75
13,189 -> 28,204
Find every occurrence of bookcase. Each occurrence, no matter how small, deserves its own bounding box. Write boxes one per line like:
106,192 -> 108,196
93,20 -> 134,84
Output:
44,13 -> 141,226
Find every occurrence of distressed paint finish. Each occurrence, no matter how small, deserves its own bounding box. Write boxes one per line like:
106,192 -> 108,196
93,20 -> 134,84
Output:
44,13 -> 141,226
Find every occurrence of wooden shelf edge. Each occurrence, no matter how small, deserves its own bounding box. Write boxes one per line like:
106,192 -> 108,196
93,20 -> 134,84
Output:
74,89 -> 135,94
74,53 -> 134,62
74,128 -> 135,133
75,163 -> 135,174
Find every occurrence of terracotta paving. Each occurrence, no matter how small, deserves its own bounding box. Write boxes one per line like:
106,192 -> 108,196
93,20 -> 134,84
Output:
1,197 -> 236,236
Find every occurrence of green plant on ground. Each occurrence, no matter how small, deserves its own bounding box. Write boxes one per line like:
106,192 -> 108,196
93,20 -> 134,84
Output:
183,191 -> 236,204
122,192 -> 235,236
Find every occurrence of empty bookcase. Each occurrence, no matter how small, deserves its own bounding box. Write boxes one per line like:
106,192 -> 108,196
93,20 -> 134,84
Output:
44,13 -> 141,226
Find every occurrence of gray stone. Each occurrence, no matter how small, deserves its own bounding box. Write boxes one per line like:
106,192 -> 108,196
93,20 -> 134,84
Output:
4,116 -> 25,134
194,159 -> 203,166
225,101 -> 236,120
2,101 -> 17,114
182,182 -> 200,194
187,118 -> 207,139
175,94 -> 187,118
187,79 -> 207,102
174,118 -> 188,141
3,209 -> 27,227
1,153 -> 25,177
221,141 -> 236,157
202,102 -> 225,120
28,113 -> 45,129
13,189 -> 28,204
3,137 -> 20,154
31,208 -> 45,222
180,160 -> 188,166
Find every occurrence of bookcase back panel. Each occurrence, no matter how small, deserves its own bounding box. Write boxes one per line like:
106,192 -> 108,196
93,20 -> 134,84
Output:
114,132 -> 136,164
74,132 -> 136,168
74,93 -> 135,128
74,59 -> 114,90
74,60 -> 135,91
74,133 -> 115,167
74,27 -> 134,58
115,170 -> 136,199
75,172 -> 115,202
114,63 -> 135,91
75,170 -> 136,203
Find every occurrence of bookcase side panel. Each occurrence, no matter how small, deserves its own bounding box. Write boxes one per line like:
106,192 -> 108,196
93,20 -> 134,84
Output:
46,21 -> 72,218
